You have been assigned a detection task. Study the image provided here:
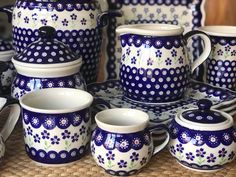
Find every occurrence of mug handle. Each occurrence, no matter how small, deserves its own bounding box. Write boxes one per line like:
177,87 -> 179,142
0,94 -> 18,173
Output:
184,30 -> 211,73
0,97 -> 20,142
148,124 -> 170,155
0,5 -> 13,23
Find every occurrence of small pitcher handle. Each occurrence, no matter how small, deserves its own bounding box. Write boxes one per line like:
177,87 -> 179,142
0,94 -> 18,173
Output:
184,30 -> 211,73
0,97 -> 20,142
148,124 -> 170,155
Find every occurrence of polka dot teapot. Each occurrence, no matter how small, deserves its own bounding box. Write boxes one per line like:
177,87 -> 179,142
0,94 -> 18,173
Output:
168,99 -> 236,172
0,0 -> 120,84
11,26 -> 85,99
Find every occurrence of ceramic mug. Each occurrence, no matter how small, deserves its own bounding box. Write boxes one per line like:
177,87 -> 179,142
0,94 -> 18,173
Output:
199,26 -> 236,90
91,108 -> 169,176
19,88 -> 93,165
116,24 -> 211,103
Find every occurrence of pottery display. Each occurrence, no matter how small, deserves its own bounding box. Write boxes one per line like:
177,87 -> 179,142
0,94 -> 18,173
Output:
88,79 -> 236,125
0,0 -> 113,83
168,99 -> 236,172
199,26 -> 236,91
0,39 -> 15,94
91,108 -> 169,176
11,26 -> 85,99
103,0 -> 206,81
116,24 -> 211,103
19,88 -> 93,165
0,96 -> 21,161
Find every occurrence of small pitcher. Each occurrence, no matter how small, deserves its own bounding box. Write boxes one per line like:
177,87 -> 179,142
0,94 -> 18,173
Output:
116,24 -> 211,103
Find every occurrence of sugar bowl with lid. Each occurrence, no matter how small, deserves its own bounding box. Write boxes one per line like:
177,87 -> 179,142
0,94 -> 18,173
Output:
168,99 -> 236,172
11,26 -> 85,99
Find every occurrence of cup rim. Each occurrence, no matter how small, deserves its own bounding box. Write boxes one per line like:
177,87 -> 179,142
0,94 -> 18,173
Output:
116,24 -> 184,36
198,26 -> 236,37
20,88 -> 93,114
95,108 -> 149,133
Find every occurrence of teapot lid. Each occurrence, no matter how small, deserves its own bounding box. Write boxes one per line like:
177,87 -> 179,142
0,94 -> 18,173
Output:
13,26 -> 81,66
176,99 -> 233,131
0,39 -> 13,52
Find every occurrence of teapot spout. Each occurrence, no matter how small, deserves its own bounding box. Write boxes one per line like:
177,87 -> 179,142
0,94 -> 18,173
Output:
0,5 -> 13,23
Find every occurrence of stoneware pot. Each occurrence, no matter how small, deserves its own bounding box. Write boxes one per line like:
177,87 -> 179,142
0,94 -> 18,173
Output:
168,99 -> 236,172
116,24 -> 211,103
0,39 -> 15,94
199,26 -> 236,91
11,26 -> 85,99
19,88 -> 93,165
0,96 -> 21,162
91,108 -> 170,176
0,0 -> 119,83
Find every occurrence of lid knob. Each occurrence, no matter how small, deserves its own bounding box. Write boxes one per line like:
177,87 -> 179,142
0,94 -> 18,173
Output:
197,99 -> 213,110
39,26 -> 56,39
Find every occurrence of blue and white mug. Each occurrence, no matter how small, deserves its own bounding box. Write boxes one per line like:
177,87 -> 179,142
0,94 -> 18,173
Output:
91,108 -> 169,176
116,24 -> 211,103
19,88 -> 93,165
199,26 -> 236,91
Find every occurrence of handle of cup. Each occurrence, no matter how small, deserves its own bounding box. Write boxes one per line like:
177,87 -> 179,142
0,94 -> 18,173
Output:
184,30 -> 211,73
0,5 -> 13,23
148,124 -> 170,156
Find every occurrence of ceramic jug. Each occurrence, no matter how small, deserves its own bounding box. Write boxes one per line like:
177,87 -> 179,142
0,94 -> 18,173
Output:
0,0 -> 120,84
116,24 -> 211,103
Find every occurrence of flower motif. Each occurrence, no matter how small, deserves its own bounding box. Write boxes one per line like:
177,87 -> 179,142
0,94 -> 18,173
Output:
218,148 -> 227,158
207,153 -> 216,163
147,58 -> 153,66
228,151 -> 235,160
59,117 -> 69,127
165,58 -> 172,65
176,143 -> 184,153
132,137 -> 142,147
89,13 -> 94,19
97,155 -> 104,164
68,80 -> 73,86
178,56 -> 184,64
24,113 -> 29,122
58,81 -> 65,87
71,133 -> 79,142
79,126 -> 86,135
217,49 -> 223,55
209,135 -> 218,144
47,81 -> 54,88
41,19 -> 48,25
117,160 -> 127,168
126,48 -> 131,55
186,152 -> 195,161
80,18 -> 87,25
149,13 -> 154,19
170,146 -> 176,155
27,126 -> 33,136
24,17 -> 29,23
223,133 -> 231,142
231,50 -> 236,56
182,10 -> 188,16
70,13 -> 77,20
106,151 -> 115,161
162,14 -> 167,20
62,19 -> 69,26
41,130 -> 50,139
225,45 -> 231,52
31,13 -> 37,21
130,152 -> 139,162
96,133 -> 103,143
51,14 -> 58,21
61,130 -> 71,139
73,114 -> 81,125
155,50 -> 162,58
50,136 -> 60,145
156,8 -> 161,14
44,118 -> 55,129
131,57 -> 136,64
31,117 -> 40,126
17,12 -> 21,18
140,157 -> 147,166
170,7 -> 175,13
91,144 -> 95,154
119,139 -> 129,149
196,148 -> 206,158
33,134 -> 40,143
171,49 -> 177,57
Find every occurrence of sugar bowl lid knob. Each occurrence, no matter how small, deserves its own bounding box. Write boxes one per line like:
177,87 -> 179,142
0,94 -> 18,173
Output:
197,99 -> 213,110
39,26 -> 56,39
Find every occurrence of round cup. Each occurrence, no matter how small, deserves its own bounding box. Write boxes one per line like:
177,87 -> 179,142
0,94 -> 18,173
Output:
19,88 -> 93,166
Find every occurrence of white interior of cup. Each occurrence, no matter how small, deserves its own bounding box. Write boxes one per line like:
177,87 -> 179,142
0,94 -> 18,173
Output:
199,26 -> 236,37
95,108 -> 149,133
20,88 -> 93,113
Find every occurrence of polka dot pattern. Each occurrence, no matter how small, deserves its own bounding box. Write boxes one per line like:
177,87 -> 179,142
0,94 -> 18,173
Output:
0,40 -> 13,52
120,64 -> 190,103
207,59 -> 236,90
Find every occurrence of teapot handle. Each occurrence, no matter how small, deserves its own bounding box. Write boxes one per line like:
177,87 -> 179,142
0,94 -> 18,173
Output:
97,10 -> 122,28
184,30 -> 211,73
147,124 -> 170,155
0,97 -> 20,142
0,5 -> 13,23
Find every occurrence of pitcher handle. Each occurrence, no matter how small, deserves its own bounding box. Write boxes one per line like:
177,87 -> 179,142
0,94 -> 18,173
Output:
0,97 -> 20,142
184,30 -> 211,73
148,124 -> 170,155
